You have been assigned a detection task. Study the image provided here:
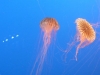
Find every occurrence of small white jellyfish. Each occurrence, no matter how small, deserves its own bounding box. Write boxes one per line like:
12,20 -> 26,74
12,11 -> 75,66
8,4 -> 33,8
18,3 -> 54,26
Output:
2,41 -> 4,43
16,35 -> 19,37
11,36 -> 14,39
5,39 -> 8,42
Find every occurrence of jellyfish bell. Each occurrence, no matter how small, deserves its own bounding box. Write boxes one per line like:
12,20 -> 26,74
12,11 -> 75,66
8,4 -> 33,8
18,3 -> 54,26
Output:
76,18 -> 96,47
40,18 -> 59,33
75,18 -> 96,61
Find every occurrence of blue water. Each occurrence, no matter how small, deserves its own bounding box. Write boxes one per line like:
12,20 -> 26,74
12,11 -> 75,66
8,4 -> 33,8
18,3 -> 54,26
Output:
0,0 -> 100,75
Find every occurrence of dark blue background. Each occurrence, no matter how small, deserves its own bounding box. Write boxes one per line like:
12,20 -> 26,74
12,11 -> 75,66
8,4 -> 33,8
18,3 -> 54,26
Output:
0,0 -> 100,75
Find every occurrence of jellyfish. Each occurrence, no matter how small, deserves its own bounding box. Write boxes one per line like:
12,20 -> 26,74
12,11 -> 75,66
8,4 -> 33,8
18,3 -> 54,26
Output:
65,18 -> 96,61
75,18 -> 96,61
32,17 -> 59,75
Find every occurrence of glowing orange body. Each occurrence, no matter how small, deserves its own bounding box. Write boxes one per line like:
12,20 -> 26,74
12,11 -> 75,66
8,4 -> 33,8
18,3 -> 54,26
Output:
75,18 -> 96,61
34,18 -> 59,75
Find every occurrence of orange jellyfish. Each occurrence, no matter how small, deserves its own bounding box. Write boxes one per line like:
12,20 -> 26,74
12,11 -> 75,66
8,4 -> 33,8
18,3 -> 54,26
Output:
75,18 -> 96,61
32,18 -> 59,75
65,18 -> 96,61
